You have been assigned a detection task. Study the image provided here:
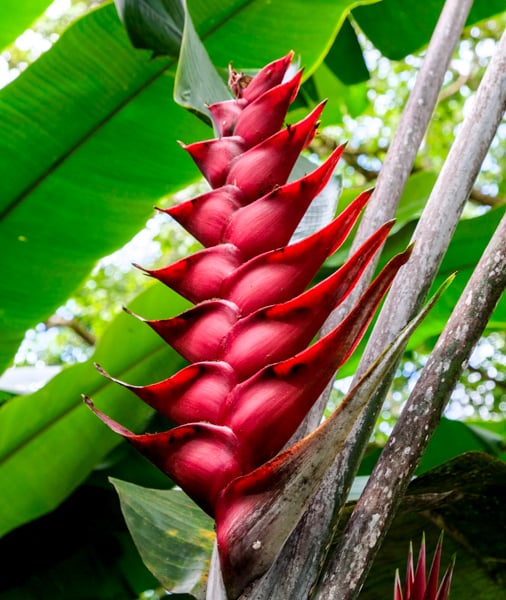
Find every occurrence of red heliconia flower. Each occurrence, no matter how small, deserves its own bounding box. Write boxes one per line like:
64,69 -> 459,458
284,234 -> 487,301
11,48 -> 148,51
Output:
85,51 -> 412,591
394,535 -> 455,600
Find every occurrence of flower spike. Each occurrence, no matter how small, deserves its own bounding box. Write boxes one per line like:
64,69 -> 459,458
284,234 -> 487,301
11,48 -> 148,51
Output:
84,52 -> 422,597
232,69 -> 303,146
225,101 -> 326,200
164,143 -> 344,257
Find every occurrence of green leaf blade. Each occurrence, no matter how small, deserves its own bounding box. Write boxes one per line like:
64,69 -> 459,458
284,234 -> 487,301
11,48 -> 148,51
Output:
0,285 -> 190,536
111,478 -> 214,595
0,0 -> 54,51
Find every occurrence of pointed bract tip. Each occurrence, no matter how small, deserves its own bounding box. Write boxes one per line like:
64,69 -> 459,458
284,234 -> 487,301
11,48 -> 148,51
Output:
394,569 -> 404,600
122,306 -> 145,322
132,262 -> 150,274
94,362 -> 107,377
93,362 -> 118,383
398,243 -> 413,261
82,394 -> 94,408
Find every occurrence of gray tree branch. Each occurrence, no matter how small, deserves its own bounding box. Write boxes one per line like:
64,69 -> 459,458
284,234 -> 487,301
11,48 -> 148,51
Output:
317,209 -> 506,599
298,0 -> 475,438
314,22 -> 506,599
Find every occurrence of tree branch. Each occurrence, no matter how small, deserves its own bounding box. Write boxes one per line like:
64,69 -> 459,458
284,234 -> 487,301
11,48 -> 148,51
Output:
46,315 -> 96,346
338,146 -> 506,207
437,71 -> 471,102
317,209 -> 506,598
466,364 -> 506,391
469,187 -> 506,208
316,24 -> 506,598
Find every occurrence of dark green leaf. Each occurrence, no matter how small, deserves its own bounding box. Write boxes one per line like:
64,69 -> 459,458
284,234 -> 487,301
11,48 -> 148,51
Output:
353,0 -> 506,59
115,0 -> 185,55
325,17 -> 370,85
117,0 -> 230,119
0,483 -> 159,599
417,417 -> 504,473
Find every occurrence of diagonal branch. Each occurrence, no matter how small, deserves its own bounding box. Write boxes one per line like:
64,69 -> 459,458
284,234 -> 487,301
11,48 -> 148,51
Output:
314,22 -> 506,600
351,29 -> 506,383
317,210 -> 506,599
339,147 -> 505,207
297,0 -> 476,438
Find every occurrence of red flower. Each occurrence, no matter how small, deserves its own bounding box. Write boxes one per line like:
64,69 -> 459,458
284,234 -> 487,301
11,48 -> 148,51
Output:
85,52 -> 411,588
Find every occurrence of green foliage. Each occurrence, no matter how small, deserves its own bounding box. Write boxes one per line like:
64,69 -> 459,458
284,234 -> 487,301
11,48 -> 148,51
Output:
0,284 -> 189,536
0,3 -> 209,371
352,0 -> 506,59
0,0 -> 53,50
0,0 -> 374,373
0,0 -> 505,597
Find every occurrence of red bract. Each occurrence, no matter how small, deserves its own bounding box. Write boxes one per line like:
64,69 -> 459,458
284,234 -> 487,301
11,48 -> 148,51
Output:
394,535 -> 455,600
85,52 -> 411,590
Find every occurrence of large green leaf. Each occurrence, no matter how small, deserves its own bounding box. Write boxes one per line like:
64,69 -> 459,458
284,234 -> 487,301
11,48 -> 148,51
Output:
0,0 -> 53,50
353,0 -> 506,60
0,5 -> 202,373
0,0 -> 371,374
111,478 -> 214,596
0,283 -> 190,537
